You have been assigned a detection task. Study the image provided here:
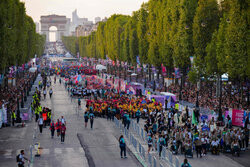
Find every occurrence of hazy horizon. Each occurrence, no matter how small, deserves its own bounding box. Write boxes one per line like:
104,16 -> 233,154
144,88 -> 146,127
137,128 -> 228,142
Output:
21,0 -> 148,23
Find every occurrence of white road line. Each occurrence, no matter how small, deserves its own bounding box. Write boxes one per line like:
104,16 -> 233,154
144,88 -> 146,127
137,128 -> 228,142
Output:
42,148 -> 50,155
3,149 -> 12,158
54,148 -> 62,154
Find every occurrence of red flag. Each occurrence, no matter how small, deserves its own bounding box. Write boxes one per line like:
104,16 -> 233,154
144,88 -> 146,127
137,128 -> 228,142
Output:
161,64 -> 165,72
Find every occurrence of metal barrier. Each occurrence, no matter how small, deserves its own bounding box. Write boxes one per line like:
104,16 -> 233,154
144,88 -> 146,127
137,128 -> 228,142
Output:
141,145 -> 146,160
139,143 -> 142,154
168,150 -> 173,164
162,146 -> 166,159
28,145 -> 33,167
113,117 -> 180,167
175,157 -> 179,167
153,156 -> 157,167
148,153 -> 152,166
141,128 -> 144,140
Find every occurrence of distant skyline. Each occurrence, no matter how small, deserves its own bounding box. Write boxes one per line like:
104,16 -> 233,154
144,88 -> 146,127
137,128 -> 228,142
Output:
21,0 -> 148,22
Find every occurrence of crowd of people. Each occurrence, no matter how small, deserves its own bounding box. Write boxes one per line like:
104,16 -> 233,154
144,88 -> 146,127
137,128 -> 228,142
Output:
57,61 -> 249,160
144,107 -> 249,158
167,81 -> 249,112
0,71 -> 37,126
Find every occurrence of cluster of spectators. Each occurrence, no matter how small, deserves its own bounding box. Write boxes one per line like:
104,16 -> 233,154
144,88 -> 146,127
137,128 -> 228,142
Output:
0,72 -> 37,124
168,82 -> 249,111
144,106 -> 249,158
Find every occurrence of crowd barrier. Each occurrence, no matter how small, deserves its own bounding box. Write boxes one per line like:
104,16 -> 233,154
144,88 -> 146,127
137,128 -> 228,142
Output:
114,117 -> 180,167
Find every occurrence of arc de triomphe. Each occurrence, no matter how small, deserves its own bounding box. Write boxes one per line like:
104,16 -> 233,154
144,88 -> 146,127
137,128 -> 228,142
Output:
40,15 -> 70,41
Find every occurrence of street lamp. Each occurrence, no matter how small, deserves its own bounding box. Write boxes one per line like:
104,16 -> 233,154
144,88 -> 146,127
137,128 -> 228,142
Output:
201,22 -> 206,27
179,69 -> 182,102
196,80 -> 200,109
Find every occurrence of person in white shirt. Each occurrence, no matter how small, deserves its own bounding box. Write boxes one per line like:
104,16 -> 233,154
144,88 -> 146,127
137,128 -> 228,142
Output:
38,116 -> 44,133
17,150 -> 30,167
43,89 -> 47,99
49,88 -> 53,98
61,116 -> 66,125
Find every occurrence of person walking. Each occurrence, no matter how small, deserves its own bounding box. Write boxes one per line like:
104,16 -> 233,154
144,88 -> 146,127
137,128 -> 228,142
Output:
17,150 -> 30,167
84,111 -> 89,128
158,135 -> 166,157
136,109 -> 141,123
43,88 -> 46,100
181,158 -> 191,167
195,137 -> 202,158
38,116 -> 44,133
119,135 -> 127,158
50,120 -> 55,138
78,97 -> 81,109
49,88 -> 53,98
61,116 -> 66,125
55,119 -> 61,137
126,113 -> 130,130
11,111 -> 16,126
89,112 -> 94,129
147,134 -> 153,153
61,123 -> 66,143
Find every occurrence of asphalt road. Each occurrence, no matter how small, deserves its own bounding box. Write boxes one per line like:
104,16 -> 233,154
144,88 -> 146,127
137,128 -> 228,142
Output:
1,74 -> 248,167
37,77 -> 140,167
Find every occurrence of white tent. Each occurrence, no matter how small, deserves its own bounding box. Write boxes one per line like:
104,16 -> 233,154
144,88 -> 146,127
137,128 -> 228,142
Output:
96,64 -> 107,70
65,52 -> 72,58
160,92 -> 176,97
131,73 -> 137,76
29,67 -> 37,73
221,73 -> 229,81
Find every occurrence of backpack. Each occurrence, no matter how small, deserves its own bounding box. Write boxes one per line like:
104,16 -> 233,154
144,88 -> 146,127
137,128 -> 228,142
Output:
148,137 -> 152,144
181,163 -> 190,167
16,154 -> 21,162
119,138 -> 125,147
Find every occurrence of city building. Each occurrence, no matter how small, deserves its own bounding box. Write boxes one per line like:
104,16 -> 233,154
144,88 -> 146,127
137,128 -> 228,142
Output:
95,17 -> 101,24
35,22 -> 39,33
40,9 -> 103,41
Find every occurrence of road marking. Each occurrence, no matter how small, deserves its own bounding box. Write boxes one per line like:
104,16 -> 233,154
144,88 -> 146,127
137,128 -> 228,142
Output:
3,149 -> 12,158
54,148 -> 62,154
42,148 -> 50,155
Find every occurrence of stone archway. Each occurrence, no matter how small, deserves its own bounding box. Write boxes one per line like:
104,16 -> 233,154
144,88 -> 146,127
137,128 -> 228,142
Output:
40,14 -> 69,41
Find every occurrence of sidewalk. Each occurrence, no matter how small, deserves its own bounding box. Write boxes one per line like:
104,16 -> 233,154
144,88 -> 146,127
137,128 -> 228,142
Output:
0,74 -> 40,167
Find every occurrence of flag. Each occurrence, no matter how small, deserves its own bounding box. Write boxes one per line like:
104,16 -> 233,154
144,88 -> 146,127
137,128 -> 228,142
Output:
192,110 -> 198,125
174,68 -> 181,78
161,64 -> 166,73
136,56 -> 140,65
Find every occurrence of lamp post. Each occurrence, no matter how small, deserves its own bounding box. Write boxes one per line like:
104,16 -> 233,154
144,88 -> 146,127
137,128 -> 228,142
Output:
17,97 -> 20,121
218,76 -> 223,122
179,68 -> 183,102
196,80 -> 200,109
21,92 -> 24,108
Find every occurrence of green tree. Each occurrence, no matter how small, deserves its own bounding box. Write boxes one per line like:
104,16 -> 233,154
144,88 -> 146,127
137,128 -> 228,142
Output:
173,0 -> 197,71
225,0 -> 248,80
193,0 -> 219,76
137,3 -> 149,64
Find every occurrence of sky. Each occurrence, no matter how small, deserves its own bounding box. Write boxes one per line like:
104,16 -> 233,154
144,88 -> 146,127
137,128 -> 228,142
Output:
21,0 -> 148,23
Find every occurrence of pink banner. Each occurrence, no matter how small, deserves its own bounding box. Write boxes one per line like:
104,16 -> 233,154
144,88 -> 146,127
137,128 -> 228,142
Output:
232,109 -> 244,127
